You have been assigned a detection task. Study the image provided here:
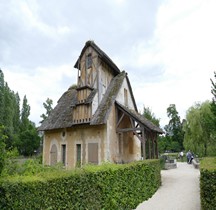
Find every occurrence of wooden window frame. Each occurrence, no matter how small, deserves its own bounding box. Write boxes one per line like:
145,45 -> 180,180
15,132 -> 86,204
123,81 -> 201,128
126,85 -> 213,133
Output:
86,53 -> 92,69
61,144 -> 66,166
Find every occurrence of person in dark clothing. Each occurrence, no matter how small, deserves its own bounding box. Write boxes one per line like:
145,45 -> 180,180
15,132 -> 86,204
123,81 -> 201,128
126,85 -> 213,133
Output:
186,150 -> 192,163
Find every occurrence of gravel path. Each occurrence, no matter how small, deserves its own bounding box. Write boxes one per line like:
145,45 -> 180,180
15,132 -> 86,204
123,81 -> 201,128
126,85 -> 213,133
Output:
136,162 -> 201,210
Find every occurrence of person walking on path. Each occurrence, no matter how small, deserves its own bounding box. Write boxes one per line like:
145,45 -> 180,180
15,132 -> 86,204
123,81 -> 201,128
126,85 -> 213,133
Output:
136,162 -> 200,210
179,151 -> 184,162
186,150 -> 192,163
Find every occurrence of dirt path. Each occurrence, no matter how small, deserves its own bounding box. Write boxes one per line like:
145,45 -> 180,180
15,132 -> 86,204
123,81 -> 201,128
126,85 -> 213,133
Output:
136,162 -> 201,210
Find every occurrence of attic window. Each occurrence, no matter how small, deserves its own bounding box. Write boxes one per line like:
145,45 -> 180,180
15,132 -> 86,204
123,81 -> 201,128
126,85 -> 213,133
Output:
86,53 -> 92,69
62,131 -> 66,137
124,88 -> 128,106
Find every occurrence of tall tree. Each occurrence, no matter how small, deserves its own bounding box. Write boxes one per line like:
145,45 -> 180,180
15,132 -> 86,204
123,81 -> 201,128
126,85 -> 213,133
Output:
183,101 -> 215,156
20,95 -> 31,132
0,69 -> 5,125
0,125 -> 7,174
210,71 -> 216,128
2,83 -> 16,149
15,96 -> 40,156
142,106 -> 164,155
17,122 -> 40,156
40,98 -> 53,123
164,104 -> 184,151
142,106 -> 160,126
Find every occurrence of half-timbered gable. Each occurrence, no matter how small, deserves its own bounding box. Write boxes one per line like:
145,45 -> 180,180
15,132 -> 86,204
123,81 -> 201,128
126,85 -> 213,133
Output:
39,40 -> 163,169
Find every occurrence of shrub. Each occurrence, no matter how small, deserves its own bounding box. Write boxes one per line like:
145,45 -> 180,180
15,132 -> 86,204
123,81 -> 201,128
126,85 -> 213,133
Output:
200,157 -> 216,210
0,160 -> 161,209
0,126 -> 7,175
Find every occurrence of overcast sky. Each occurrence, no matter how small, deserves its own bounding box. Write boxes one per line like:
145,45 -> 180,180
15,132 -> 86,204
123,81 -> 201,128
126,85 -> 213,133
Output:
1,0 -> 215,127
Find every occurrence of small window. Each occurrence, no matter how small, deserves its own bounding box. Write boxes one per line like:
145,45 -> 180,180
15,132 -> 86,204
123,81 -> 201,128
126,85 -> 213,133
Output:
62,131 -> 66,137
124,88 -> 128,106
86,53 -> 92,69
76,144 -> 81,167
62,144 -> 66,166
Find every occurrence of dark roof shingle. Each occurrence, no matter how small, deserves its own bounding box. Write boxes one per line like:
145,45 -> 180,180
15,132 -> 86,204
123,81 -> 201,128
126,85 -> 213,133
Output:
74,40 -> 120,75
38,87 -> 76,131
90,71 -> 126,125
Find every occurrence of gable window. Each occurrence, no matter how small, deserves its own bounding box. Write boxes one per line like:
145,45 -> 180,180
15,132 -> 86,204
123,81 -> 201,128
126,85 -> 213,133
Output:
61,144 -> 66,166
124,88 -> 128,106
86,53 -> 92,69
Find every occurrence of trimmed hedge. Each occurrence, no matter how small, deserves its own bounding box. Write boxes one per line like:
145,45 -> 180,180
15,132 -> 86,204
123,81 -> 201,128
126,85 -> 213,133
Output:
200,157 -> 216,210
0,160 -> 161,210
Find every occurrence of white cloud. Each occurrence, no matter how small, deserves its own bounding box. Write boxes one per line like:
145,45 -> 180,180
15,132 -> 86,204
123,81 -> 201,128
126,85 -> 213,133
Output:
132,0 -> 215,127
3,64 -> 77,125
1,0 -> 215,129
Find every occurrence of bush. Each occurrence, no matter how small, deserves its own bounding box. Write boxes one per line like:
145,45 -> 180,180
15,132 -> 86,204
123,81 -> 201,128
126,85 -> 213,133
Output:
0,160 -> 161,209
0,126 -> 7,175
200,157 -> 216,210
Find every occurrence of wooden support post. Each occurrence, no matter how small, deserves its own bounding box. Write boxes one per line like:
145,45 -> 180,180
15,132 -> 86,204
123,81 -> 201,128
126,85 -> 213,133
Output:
155,134 -> 158,159
148,134 -> 151,159
152,133 -> 155,159
142,128 -> 146,160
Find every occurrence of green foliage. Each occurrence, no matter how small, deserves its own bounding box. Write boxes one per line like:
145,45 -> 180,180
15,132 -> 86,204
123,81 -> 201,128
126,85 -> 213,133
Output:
0,126 -> 7,174
164,104 -> 184,151
0,160 -> 161,209
14,96 -> 40,156
40,98 -> 53,123
200,157 -> 216,209
183,101 -> 216,156
1,148 -> 22,176
158,135 -> 181,153
0,70 -> 40,157
210,72 -> 216,135
142,106 -> 164,156
0,70 -> 21,149
142,106 -> 160,126
1,157 -> 63,177
16,122 -> 40,156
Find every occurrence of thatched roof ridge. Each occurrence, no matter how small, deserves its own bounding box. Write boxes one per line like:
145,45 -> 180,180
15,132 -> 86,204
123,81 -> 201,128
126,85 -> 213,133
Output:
116,101 -> 164,134
38,87 -> 77,131
90,71 -> 126,125
74,40 -> 120,75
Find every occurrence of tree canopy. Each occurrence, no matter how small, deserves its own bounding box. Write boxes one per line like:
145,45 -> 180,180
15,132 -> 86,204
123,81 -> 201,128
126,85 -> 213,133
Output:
142,106 -> 160,126
183,101 -> 215,156
0,69 -> 40,156
40,98 -> 53,123
163,104 -> 184,152
210,71 -> 216,129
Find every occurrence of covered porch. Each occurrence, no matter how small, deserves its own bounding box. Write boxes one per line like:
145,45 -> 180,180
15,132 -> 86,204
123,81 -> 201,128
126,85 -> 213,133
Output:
116,102 -> 163,159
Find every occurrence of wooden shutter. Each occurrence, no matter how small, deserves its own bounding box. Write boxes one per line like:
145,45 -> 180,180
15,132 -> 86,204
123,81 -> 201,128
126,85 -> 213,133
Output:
50,144 -> 57,165
88,143 -> 98,164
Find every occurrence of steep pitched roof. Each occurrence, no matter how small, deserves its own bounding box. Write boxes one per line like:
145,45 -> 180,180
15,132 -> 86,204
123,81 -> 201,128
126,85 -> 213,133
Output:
39,41 -> 162,134
38,87 -> 76,131
116,101 -> 164,134
90,71 -> 126,125
39,70 -> 163,134
38,71 -> 127,130
74,40 -> 121,75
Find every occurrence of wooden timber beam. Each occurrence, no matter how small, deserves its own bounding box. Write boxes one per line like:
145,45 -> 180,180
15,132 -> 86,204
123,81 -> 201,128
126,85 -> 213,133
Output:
116,127 -> 142,133
142,128 -> 146,160
116,112 -> 125,129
